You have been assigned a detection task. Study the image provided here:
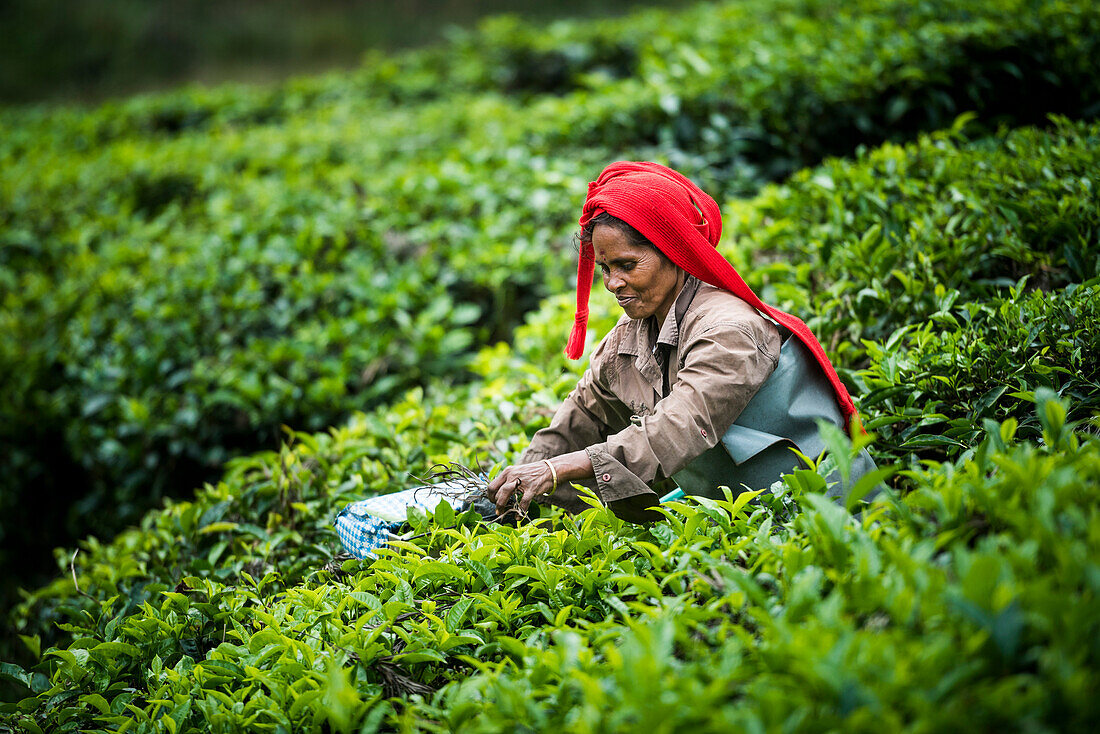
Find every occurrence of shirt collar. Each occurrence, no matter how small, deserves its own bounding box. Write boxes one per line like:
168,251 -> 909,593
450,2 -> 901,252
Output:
653,275 -> 700,350
615,275 -> 701,358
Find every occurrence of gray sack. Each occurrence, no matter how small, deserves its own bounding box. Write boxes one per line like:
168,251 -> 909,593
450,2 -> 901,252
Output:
673,332 -> 876,500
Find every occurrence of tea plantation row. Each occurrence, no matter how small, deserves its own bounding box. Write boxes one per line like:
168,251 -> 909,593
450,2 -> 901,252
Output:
3,0 -> 1100,579
3,119 -> 1097,731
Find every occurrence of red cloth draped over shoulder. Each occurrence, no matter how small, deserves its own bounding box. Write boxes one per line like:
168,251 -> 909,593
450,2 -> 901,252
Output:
566,160 -> 859,430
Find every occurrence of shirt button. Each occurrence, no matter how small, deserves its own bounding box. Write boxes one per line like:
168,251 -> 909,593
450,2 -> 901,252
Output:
701,429 -> 708,438
601,473 -> 611,482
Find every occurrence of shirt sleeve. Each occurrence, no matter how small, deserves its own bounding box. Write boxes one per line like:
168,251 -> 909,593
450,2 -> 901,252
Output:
520,332 -> 626,513
519,369 -> 616,463
586,318 -> 780,506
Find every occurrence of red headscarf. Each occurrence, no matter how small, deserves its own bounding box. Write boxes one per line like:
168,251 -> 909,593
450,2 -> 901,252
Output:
567,161 -> 859,428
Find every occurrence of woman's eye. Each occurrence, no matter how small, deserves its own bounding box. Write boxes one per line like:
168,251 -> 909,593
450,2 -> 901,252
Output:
622,262 -> 636,272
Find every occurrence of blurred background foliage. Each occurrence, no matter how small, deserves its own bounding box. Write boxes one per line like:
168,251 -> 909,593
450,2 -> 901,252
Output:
0,0 -> 686,104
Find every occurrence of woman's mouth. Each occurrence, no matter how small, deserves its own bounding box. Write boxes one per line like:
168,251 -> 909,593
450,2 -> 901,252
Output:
616,295 -> 636,307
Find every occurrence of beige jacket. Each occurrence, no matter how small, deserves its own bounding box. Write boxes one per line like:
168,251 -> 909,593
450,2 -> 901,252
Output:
521,277 -> 782,518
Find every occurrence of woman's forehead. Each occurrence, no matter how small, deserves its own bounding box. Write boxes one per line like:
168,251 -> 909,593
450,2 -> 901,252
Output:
592,224 -> 653,261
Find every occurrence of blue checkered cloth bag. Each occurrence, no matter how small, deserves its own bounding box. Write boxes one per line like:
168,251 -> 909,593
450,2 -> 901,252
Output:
335,483 -> 467,559
335,480 -> 698,558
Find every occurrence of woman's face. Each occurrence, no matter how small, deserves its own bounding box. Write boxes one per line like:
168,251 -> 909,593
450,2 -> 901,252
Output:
592,223 -> 684,324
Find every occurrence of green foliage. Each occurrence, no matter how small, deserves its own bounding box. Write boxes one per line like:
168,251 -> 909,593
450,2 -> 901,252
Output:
408,0 -> 1100,190
5,0 -> 1100,575
727,118 -> 1100,348
856,282 -> 1100,459
0,0 -> 674,104
3,0 -> 1100,728
420,416 -> 1100,732
4,405 -> 1098,731
4,0 -> 1100,579
724,118 -> 1100,462
4,116 -> 1100,730
0,104 -> 596,570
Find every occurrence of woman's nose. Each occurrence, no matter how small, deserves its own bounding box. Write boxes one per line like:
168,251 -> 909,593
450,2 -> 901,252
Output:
605,271 -> 625,292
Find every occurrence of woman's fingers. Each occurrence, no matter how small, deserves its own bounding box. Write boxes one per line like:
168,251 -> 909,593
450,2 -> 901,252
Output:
486,471 -> 508,494
487,469 -> 514,507
489,462 -> 554,514
493,475 -> 523,513
517,483 -> 543,514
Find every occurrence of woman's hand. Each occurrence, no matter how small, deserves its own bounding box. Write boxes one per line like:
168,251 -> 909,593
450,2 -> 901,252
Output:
487,450 -> 594,516
487,461 -> 554,515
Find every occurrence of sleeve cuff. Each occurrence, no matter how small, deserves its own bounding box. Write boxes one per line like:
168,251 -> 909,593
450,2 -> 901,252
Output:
585,444 -> 658,504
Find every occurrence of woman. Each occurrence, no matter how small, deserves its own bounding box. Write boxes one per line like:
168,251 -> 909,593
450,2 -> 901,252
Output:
489,162 -> 866,521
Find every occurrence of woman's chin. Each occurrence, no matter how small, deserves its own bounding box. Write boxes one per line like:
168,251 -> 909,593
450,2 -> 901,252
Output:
618,300 -> 651,319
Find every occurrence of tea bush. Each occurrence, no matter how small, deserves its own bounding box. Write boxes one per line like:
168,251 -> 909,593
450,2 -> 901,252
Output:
4,0 -> 1100,584
854,282 -> 1100,461
500,0 -> 1100,191
722,118 -> 1100,462
3,117 -> 1099,730
725,118 -> 1100,350
0,115 -> 599,569
4,400 -> 1097,731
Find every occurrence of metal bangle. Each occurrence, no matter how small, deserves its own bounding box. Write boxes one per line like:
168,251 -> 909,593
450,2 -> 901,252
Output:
541,459 -> 558,496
